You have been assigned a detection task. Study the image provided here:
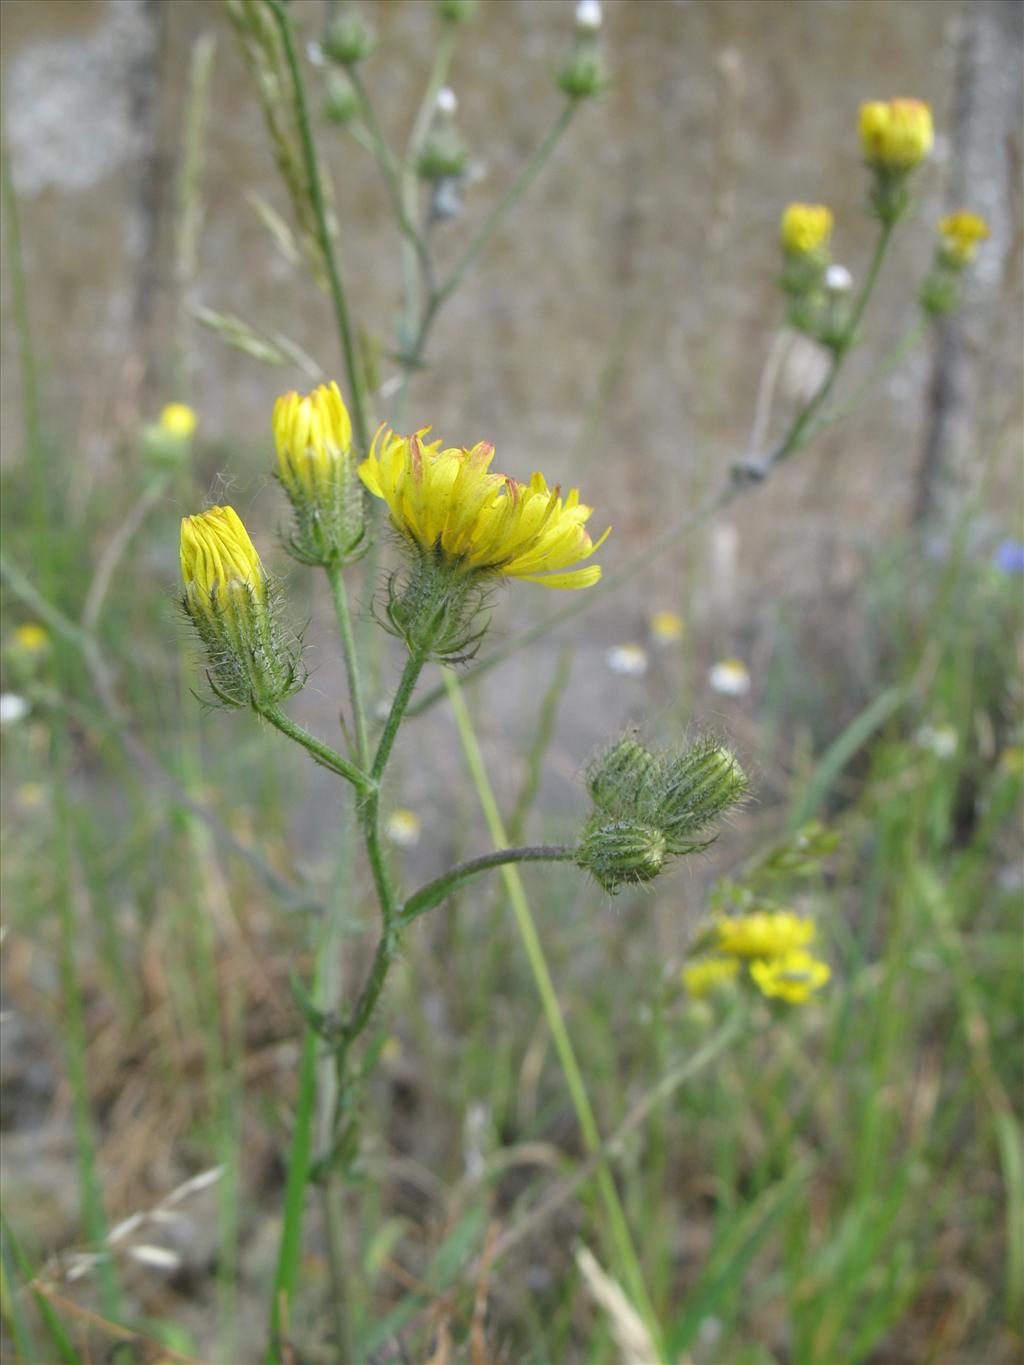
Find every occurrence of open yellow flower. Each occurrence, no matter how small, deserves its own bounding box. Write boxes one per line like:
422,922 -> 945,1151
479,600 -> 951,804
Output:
358,425 -> 608,589
859,98 -> 933,171
180,506 -> 265,615
750,950 -> 831,1004
715,910 -> 815,959
938,211 -> 989,268
781,203 -> 833,257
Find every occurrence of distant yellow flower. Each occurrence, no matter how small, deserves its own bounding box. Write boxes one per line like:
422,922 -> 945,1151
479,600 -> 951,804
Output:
750,949 -> 831,1004
938,211 -> 989,268
682,956 -> 740,999
273,382 -> 354,501
180,506 -> 265,616
781,203 -> 833,256
159,402 -> 198,439
359,425 -> 608,589
716,911 -> 816,959
13,623 -> 49,654
650,610 -> 684,645
859,98 -> 933,171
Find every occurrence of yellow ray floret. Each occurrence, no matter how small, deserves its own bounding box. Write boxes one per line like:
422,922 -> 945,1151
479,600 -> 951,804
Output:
859,98 -> 933,171
715,910 -> 816,960
273,381 -> 354,498
358,425 -> 609,589
938,211 -> 989,267
180,505 -> 265,614
780,203 -> 833,256
749,950 -> 831,1004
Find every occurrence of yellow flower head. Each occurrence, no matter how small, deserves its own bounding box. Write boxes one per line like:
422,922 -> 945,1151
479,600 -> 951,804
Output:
682,956 -> 740,999
273,381 -> 354,500
650,610 -> 684,645
180,506 -> 265,616
750,949 -> 831,1004
715,910 -> 816,960
859,98 -> 934,171
358,425 -> 609,589
159,402 -> 198,439
13,623 -> 50,655
938,211 -> 990,268
780,203 -> 834,257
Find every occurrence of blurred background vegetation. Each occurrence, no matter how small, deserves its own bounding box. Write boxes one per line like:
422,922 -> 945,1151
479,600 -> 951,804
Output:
1,1 -> 1022,1361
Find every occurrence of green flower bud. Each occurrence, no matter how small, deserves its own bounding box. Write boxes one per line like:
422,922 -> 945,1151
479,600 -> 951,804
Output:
557,50 -> 606,101
323,6 -> 376,67
577,819 -> 667,894
919,265 -> 961,317
418,88 -> 468,183
586,736 -> 658,816
323,71 -> 360,126
652,740 -> 749,848
436,0 -> 476,22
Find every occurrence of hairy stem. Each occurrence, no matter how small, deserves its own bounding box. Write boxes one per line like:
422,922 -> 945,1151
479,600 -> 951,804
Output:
402,844 -> 578,924
260,704 -> 375,795
325,561 -> 370,770
394,102 -> 576,419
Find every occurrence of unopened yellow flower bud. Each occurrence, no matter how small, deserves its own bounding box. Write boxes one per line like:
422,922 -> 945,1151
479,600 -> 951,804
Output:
749,949 -> 831,1004
780,203 -> 833,257
180,506 -> 265,617
937,211 -> 989,268
859,98 -> 933,171
272,382 -> 365,566
180,506 -> 303,708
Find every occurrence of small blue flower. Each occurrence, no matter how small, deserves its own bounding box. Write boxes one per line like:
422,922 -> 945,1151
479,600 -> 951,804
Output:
993,539 -> 1024,575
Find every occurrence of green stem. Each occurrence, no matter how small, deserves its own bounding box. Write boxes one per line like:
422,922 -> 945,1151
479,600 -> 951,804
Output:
401,844 -> 578,924
399,27 -> 457,342
266,0 -> 370,451
348,65 -> 432,283
260,704 -> 375,795
807,318 -> 926,441
325,561 -> 370,770
394,101 -> 576,418
266,1009 -> 320,1364
371,648 -> 427,781
767,217 -> 894,471
443,670 -> 666,1358
1,141 -> 47,544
